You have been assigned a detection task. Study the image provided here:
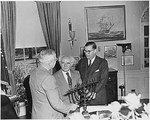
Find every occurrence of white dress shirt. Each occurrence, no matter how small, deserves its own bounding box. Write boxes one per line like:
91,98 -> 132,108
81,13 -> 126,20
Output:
88,56 -> 96,65
62,70 -> 71,84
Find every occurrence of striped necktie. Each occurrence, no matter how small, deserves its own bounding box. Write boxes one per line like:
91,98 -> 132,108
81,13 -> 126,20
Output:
66,72 -> 72,88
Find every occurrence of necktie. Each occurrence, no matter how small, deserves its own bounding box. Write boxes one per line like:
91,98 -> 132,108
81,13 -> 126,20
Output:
88,60 -> 91,67
66,72 -> 72,88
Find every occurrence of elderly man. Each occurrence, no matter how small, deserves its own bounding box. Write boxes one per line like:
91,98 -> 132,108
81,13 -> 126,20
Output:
29,49 -> 78,119
54,55 -> 82,104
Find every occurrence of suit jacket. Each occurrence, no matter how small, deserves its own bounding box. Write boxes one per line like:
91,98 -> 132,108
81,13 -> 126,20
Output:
29,65 -> 72,119
54,69 -> 82,104
76,56 -> 109,105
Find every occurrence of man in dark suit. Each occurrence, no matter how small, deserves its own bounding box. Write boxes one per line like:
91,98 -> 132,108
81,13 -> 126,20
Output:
76,42 -> 109,105
54,55 -> 82,104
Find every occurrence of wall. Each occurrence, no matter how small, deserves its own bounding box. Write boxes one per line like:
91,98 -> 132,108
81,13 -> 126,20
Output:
15,1 -> 149,98
15,1 -> 149,71
60,1 -> 148,71
60,1 -> 149,98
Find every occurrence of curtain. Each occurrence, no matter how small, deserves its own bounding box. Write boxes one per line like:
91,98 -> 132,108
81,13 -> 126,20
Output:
36,1 -> 61,73
1,34 -> 10,94
1,1 -> 16,95
1,34 -> 10,85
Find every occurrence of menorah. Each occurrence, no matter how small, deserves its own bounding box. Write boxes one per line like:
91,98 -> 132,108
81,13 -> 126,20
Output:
64,79 -> 98,118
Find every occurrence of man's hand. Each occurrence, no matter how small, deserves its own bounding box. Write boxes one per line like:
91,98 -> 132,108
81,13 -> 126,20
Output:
70,104 -> 79,112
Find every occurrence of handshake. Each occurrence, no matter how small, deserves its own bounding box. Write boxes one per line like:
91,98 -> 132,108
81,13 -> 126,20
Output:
69,104 -> 80,114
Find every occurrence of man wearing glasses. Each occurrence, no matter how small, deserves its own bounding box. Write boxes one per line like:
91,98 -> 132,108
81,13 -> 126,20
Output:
76,42 -> 109,105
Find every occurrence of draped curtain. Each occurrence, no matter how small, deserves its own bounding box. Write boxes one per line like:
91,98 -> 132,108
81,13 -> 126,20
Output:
1,34 -> 10,85
1,1 -> 16,95
36,1 -> 61,73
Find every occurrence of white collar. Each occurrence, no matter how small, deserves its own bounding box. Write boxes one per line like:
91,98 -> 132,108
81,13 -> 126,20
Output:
62,70 -> 71,76
89,56 -> 96,64
61,70 -> 71,84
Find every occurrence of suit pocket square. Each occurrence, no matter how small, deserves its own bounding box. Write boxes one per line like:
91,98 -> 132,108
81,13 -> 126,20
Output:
95,69 -> 99,72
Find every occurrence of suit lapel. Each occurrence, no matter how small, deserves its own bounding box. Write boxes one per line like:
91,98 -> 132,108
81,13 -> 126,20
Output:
87,56 -> 99,79
90,56 -> 98,71
70,70 -> 77,87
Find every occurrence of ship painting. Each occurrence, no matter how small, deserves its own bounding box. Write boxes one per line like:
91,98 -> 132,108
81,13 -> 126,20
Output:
87,6 -> 126,41
98,15 -> 114,34
88,14 -> 125,41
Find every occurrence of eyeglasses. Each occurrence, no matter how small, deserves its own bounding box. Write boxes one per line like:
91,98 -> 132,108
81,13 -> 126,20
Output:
84,49 -> 94,54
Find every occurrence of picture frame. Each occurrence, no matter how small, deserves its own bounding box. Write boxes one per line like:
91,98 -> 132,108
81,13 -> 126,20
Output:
72,57 -> 79,67
85,5 -> 126,42
121,55 -> 134,66
80,46 -> 86,58
104,45 -> 117,59
125,44 -> 132,52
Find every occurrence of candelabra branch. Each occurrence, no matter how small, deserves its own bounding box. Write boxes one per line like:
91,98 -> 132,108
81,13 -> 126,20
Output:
64,79 -> 98,118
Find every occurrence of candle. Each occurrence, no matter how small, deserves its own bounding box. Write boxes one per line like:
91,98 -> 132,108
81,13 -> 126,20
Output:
68,18 -> 72,31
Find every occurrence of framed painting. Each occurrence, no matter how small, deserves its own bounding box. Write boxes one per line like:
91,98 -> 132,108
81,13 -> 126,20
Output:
121,55 -> 134,66
104,45 -> 117,59
80,46 -> 86,58
74,57 -> 79,64
85,5 -> 126,42
125,44 -> 132,52
72,57 -> 79,67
